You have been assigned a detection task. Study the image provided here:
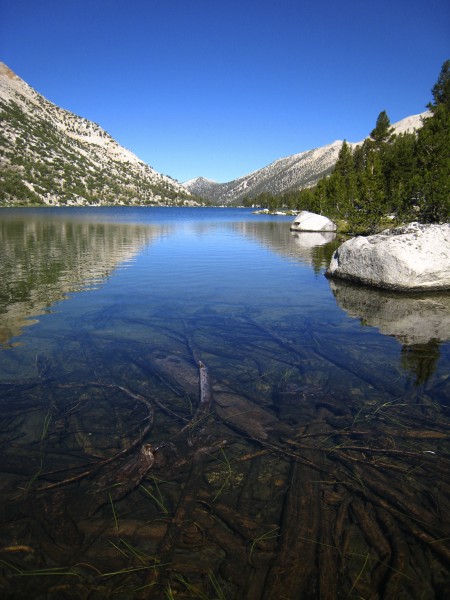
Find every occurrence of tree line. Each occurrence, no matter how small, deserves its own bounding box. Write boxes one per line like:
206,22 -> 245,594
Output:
244,60 -> 449,232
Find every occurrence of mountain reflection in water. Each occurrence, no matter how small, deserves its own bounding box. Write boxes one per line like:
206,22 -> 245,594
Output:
0,214 -> 169,345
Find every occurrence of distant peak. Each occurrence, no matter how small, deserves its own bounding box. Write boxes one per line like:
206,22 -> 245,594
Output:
184,176 -> 217,186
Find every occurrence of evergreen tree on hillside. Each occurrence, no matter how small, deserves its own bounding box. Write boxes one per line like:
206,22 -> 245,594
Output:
416,59 -> 450,222
250,60 -> 449,227
332,140 -> 357,215
334,141 -> 355,182
383,132 -> 418,218
430,59 -> 450,108
370,110 -> 394,145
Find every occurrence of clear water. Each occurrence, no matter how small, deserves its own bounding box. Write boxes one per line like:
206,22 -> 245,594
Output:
1,207 -> 449,599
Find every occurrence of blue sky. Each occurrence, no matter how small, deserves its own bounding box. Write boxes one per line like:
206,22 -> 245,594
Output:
1,0 -> 449,183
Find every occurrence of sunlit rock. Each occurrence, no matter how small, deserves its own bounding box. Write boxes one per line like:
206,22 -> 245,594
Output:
290,211 -> 337,232
326,222 -> 450,291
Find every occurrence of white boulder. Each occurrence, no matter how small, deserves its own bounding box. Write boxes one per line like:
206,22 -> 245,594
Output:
290,211 -> 337,232
326,222 -> 450,291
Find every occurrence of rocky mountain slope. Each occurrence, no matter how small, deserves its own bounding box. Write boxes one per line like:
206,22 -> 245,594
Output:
0,62 -> 192,206
184,113 -> 429,205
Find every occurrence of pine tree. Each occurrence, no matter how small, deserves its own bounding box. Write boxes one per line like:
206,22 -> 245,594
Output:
333,141 -> 357,216
383,132 -> 418,218
416,59 -> 450,222
430,59 -> 450,109
370,110 -> 394,145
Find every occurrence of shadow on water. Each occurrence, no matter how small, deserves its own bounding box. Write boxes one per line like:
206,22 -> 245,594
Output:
0,209 -> 449,599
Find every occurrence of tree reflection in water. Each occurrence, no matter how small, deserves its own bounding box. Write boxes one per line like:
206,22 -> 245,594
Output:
401,339 -> 442,386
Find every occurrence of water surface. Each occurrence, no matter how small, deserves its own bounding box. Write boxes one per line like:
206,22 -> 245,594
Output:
0,207 -> 449,599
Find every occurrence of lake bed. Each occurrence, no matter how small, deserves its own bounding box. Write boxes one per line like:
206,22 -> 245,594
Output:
1,207 -> 449,599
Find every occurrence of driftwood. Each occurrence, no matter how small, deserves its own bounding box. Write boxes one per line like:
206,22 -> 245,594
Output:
1,328 -> 449,600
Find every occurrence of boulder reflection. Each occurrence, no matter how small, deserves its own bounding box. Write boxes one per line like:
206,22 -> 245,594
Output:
329,278 -> 450,383
290,231 -> 337,273
232,221 -> 338,270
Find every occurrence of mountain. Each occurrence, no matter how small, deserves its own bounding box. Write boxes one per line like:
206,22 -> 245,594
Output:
184,113 -> 430,205
0,62 -> 193,206
0,62 -> 430,208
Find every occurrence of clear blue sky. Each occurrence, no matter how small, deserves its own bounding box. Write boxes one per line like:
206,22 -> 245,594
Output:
1,0 -> 449,183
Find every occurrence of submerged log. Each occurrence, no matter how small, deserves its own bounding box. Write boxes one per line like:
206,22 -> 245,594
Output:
90,443 -> 155,508
198,360 -> 212,405
213,384 -> 293,442
262,460 -> 322,599
142,446 -> 211,596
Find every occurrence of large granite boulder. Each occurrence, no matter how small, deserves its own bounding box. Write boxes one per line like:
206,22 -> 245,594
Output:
290,211 -> 336,232
326,222 -> 450,291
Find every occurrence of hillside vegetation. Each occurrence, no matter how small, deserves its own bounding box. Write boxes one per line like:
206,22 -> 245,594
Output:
0,63 -> 194,207
245,60 -> 450,232
184,114 -> 427,205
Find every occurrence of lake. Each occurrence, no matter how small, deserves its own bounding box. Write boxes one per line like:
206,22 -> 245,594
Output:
0,207 -> 449,599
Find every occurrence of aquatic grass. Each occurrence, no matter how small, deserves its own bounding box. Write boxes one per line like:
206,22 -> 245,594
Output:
140,477 -> 169,514
40,411 -> 53,441
173,571 -> 228,600
212,448 -> 234,502
109,539 -> 153,564
0,559 -> 81,578
101,565 -> 160,577
208,570 -> 228,600
345,550 -> 416,584
73,562 -> 103,576
429,536 -> 450,544
0,559 -> 23,574
351,399 -> 411,429
287,540 -> 415,585
104,562 -> 172,587
279,366 -> 297,382
351,406 -> 366,427
109,540 -> 130,560
109,493 -> 120,532
347,470 -> 366,494
173,576 -> 210,599
248,527 -> 280,562
346,551 -> 370,598
165,584 -> 176,600
404,462 -> 426,477
25,458 -> 44,490
289,535 -> 341,553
